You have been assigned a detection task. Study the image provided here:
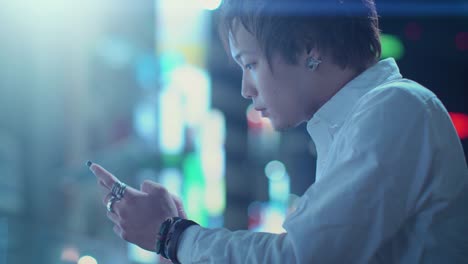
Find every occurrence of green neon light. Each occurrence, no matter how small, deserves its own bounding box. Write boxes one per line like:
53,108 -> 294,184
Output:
380,34 -> 405,60
182,153 -> 208,226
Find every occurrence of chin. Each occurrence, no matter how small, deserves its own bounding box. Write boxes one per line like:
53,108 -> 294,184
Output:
270,118 -> 302,132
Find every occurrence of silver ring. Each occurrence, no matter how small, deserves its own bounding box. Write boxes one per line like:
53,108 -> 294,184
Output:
107,196 -> 119,213
111,181 -> 127,199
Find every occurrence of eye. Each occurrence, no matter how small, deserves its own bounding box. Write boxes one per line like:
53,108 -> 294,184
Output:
244,62 -> 256,70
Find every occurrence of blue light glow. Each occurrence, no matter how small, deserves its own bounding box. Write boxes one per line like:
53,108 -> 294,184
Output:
159,168 -> 183,197
158,87 -> 185,155
128,243 -> 156,263
265,160 -> 286,181
135,55 -> 158,89
134,101 -> 158,149
269,176 -> 290,203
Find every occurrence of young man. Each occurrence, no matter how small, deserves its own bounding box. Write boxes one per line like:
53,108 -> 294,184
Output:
89,0 -> 468,263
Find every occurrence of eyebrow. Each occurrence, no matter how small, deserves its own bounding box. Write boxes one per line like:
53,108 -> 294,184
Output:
233,51 -> 256,62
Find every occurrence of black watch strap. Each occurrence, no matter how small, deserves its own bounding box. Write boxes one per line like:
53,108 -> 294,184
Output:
168,219 -> 199,264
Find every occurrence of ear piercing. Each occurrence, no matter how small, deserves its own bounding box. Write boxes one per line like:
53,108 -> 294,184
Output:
306,57 -> 322,72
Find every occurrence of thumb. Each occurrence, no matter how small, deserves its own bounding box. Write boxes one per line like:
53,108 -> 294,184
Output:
171,194 -> 187,219
140,180 -> 165,195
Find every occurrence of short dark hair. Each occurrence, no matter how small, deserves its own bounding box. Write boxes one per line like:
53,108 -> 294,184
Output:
218,0 -> 381,72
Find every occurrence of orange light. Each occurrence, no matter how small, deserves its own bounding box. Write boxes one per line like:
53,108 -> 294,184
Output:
246,105 -> 263,128
246,104 -> 272,129
449,112 -> 468,139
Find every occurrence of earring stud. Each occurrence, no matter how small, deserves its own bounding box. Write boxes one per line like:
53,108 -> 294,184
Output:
307,57 -> 322,72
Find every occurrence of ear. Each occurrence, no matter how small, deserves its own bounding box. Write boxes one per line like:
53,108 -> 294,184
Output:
302,44 -> 323,72
305,45 -> 321,59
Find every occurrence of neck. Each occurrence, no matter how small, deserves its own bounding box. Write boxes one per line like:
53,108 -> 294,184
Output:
303,62 -> 371,122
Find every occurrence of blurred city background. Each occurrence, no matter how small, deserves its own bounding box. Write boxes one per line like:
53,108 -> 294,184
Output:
0,0 -> 467,263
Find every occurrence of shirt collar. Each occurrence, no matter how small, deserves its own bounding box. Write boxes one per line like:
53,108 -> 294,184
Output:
307,58 -> 403,137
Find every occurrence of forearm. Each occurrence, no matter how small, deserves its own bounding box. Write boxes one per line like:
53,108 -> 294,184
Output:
177,225 -> 298,264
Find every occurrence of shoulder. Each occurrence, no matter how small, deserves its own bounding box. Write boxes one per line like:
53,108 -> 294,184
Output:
355,79 -> 437,116
340,79 -> 440,147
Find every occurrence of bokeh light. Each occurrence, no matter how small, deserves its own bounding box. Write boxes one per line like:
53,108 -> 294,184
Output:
128,243 -> 156,263
449,112 -> 468,139
78,255 -> 98,264
200,0 -> 223,10
265,160 -> 286,181
60,246 -> 79,262
380,34 -> 405,60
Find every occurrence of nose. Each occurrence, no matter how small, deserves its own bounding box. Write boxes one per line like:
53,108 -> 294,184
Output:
241,74 -> 257,99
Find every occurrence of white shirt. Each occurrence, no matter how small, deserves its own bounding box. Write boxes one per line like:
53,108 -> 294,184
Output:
177,58 -> 468,263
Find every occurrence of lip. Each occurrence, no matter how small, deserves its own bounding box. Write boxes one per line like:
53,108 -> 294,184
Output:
255,108 -> 268,117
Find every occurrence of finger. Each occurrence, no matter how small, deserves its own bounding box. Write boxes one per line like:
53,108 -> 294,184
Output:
89,163 -> 119,189
106,186 -> 145,213
106,210 -> 120,224
171,194 -> 187,219
98,180 -> 111,197
140,180 -> 166,194
140,180 -> 153,193
113,225 -> 130,241
98,179 -> 107,189
102,192 -> 114,206
100,184 -> 144,211
106,197 -> 123,215
159,256 -> 173,264
120,185 -> 144,201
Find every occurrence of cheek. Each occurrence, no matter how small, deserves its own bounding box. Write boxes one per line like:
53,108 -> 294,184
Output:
256,68 -> 300,111
271,85 -> 304,119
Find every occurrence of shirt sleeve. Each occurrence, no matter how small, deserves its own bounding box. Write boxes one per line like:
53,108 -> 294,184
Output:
177,225 -> 298,263
177,88 -> 445,263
